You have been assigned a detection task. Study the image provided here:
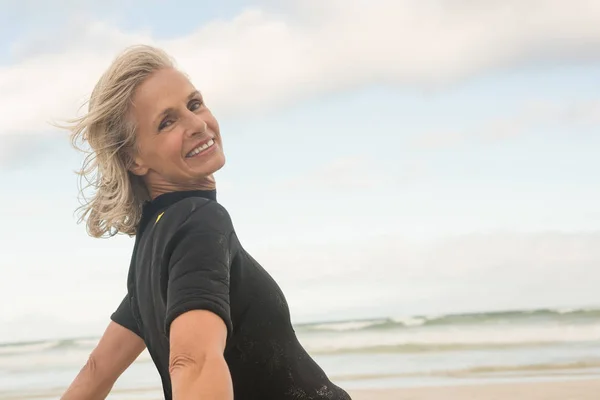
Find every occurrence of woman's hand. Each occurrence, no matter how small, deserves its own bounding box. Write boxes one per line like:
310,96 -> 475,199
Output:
61,321 -> 146,400
169,309 -> 233,400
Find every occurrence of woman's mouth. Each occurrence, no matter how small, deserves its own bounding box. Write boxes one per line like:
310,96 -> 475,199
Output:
186,139 -> 215,158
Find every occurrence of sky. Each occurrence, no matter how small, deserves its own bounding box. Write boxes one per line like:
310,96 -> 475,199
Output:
1,0 -> 600,343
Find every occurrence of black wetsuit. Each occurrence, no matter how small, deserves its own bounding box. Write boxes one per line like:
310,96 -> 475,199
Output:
111,190 -> 351,400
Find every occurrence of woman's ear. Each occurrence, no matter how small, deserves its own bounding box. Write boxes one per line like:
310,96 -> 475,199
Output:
128,154 -> 149,176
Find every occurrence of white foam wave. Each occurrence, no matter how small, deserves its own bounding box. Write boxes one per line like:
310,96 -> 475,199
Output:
0,341 -> 60,355
297,323 -> 600,354
392,316 -> 427,327
556,308 -> 578,314
0,347 -> 154,373
554,307 -> 600,315
307,320 -> 388,332
73,339 -> 98,348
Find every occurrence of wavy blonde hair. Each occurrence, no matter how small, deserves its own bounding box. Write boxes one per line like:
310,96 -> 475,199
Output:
64,45 -> 174,238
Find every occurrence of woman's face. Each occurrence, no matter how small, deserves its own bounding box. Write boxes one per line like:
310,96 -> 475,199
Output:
129,68 -> 225,196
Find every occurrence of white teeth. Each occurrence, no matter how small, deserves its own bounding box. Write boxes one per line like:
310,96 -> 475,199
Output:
187,139 -> 215,157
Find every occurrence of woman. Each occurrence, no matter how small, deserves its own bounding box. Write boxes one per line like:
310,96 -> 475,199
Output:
59,45 -> 352,400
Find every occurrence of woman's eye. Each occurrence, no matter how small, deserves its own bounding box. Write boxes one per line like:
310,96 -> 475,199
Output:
189,100 -> 203,111
158,119 -> 173,131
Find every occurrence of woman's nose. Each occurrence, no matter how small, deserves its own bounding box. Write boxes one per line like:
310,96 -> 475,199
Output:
184,112 -> 208,136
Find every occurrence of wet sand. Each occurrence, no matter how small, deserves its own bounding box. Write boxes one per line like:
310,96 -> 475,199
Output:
349,378 -> 600,400
4,378 -> 600,400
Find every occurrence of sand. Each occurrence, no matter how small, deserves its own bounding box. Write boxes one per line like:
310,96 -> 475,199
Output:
349,378 -> 600,400
4,378 -> 600,399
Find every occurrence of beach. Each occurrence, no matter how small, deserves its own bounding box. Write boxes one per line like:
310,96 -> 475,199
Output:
2,378 -> 599,400
350,378 -> 600,399
2,308 -> 600,399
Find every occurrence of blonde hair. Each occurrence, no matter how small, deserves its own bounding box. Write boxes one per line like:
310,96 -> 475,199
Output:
63,45 -> 174,238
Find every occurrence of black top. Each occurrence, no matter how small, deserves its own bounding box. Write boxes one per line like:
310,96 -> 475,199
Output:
111,190 -> 351,400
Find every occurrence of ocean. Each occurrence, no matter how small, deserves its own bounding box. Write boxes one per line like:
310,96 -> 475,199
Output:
2,307 -> 600,399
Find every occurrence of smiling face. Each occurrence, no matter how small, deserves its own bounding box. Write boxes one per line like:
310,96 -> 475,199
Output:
128,68 -> 225,197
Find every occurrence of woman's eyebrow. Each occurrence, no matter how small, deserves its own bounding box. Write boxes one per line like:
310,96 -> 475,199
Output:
154,91 -> 202,125
188,90 -> 201,100
154,107 -> 174,126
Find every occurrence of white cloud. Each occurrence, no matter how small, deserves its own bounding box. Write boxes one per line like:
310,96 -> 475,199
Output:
2,0 -> 600,139
413,99 -> 600,148
560,100 -> 600,126
277,156 -> 412,191
0,133 -> 69,168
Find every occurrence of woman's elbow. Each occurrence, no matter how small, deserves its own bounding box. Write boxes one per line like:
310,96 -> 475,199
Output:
169,351 -> 232,399
84,353 -> 112,386
84,354 -> 100,375
169,352 -> 207,376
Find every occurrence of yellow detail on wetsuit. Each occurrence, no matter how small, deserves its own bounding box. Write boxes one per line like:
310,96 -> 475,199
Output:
155,212 -> 165,224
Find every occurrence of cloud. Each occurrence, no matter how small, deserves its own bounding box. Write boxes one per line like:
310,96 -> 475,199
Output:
559,100 -> 600,126
274,155 -> 428,194
277,156 -> 401,191
413,99 -> 600,148
2,0 -> 600,141
254,230 -> 600,320
0,133 -> 70,168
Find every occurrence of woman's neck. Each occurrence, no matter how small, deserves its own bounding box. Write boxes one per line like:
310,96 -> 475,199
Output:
145,175 -> 216,200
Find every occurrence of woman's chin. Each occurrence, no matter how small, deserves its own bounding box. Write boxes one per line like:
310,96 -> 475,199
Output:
192,156 -> 226,181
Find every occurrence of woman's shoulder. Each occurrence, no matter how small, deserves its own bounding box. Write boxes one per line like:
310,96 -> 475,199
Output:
164,198 -> 233,234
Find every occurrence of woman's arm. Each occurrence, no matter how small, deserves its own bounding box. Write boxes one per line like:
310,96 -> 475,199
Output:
164,201 -> 236,399
60,321 -> 146,400
169,310 -> 233,400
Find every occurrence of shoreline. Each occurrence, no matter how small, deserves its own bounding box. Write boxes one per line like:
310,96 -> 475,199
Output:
349,378 -> 600,400
3,378 -> 600,400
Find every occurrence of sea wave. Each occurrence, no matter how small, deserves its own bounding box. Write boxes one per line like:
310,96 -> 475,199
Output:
306,340 -> 599,355
0,341 -> 62,356
2,307 -> 599,357
296,307 -> 600,333
299,322 -> 600,355
0,338 -> 97,356
303,319 -> 392,332
330,359 -> 600,381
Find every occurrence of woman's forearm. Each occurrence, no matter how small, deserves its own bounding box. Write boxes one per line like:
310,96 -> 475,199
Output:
60,357 -> 113,400
60,321 -> 146,400
170,353 -> 233,400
